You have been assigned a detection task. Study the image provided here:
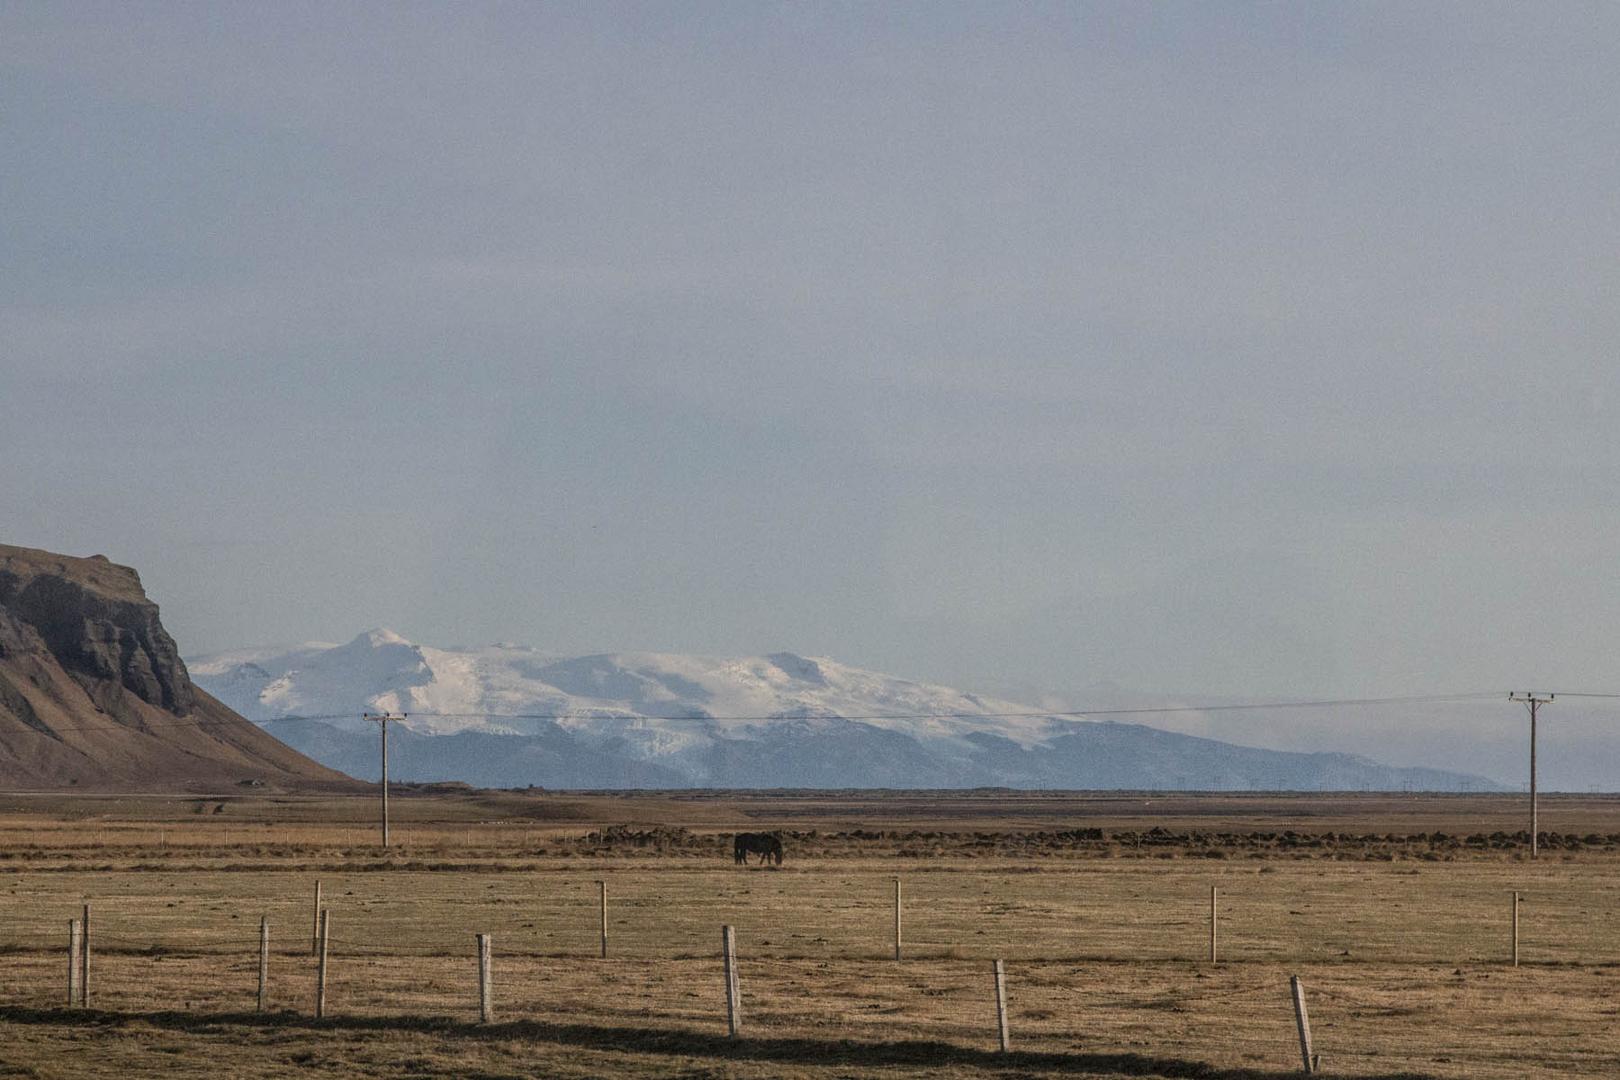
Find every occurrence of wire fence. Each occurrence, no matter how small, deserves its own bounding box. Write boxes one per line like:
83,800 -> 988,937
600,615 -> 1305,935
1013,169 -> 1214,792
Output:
3,947 -> 1612,1078
5,868 -> 1620,1077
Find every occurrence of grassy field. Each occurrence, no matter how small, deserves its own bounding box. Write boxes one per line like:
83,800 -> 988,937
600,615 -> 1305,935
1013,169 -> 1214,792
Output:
1,791 -> 1618,1078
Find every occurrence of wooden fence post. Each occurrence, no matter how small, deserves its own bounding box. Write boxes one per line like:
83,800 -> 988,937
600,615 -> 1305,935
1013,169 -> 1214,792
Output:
477,933 -> 493,1022
1210,885 -> 1219,963
993,959 -> 1010,1052
80,902 -> 90,1008
722,925 -> 742,1037
315,908 -> 330,1018
67,919 -> 81,1007
894,878 -> 903,961
311,880 -> 322,955
1290,974 -> 1318,1074
599,881 -> 608,959
1511,891 -> 1520,967
258,917 -> 270,1012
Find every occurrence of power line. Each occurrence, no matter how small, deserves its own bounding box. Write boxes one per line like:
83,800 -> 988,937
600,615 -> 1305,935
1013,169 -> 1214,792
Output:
1537,692 -> 1620,699
404,691 -> 1504,724
0,691 -> 1524,737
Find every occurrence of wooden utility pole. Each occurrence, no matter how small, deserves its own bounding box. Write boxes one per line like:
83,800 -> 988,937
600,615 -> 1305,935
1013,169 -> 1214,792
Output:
363,713 -> 406,847
1509,693 -> 1553,858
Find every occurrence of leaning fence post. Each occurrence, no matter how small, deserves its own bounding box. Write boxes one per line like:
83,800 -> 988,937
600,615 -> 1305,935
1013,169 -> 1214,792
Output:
80,902 -> 91,1007
1290,974 -> 1318,1074
722,925 -> 742,1037
258,917 -> 270,1012
67,919 -> 82,1007
477,933 -> 493,1022
1511,891 -> 1520,967
599,880 -> 608,959
1210,885 -> 1219,963
311,880 -> 322,955
894,878 -> 903,961
993,959 -> 1010,1051
315,908 -> 330,1018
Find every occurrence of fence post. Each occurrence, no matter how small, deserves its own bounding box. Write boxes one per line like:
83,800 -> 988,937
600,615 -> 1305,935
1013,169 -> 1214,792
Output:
993,959 -> 1010,1052
477,933 -> 493,1022
315,908 -> 330,1018
311,880 -> 322,955
894,878 -> 903,961
258,917 -> 270,1012
1511,891 -> 1520,967
1210,885 -> 1219,963
599,880 -> 608,959
722,925 -> 742,1037
1290,974 -> 1318,1074
80,902 -> 90,1008
67,919 -> 81,1007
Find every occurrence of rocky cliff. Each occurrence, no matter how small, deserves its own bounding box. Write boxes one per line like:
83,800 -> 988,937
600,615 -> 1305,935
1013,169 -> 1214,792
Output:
0,544 -> 353,790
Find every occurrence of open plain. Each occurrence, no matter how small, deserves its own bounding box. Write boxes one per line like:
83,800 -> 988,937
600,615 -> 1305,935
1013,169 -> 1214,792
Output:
1,790 -> 1618,1079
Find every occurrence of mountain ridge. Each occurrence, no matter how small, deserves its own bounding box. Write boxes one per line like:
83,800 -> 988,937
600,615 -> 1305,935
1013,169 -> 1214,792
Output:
190,629 -> 1502,792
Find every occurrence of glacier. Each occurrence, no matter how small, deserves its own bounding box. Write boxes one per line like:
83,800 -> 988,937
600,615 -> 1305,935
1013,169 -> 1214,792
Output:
188,630 -> 1502,792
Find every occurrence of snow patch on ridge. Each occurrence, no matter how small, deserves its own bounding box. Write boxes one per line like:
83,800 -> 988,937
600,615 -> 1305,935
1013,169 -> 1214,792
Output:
188,631 -> 1062,748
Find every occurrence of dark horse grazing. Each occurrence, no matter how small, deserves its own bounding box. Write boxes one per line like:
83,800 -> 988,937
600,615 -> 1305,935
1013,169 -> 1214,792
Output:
733,832 -> 783,866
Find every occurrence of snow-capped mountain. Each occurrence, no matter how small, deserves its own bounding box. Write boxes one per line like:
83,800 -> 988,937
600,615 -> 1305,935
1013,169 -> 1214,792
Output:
188,630 -> 1501,791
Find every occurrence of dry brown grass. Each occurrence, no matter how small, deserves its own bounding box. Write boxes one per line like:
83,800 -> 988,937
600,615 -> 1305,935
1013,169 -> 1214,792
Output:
1,792 -> 1618,1078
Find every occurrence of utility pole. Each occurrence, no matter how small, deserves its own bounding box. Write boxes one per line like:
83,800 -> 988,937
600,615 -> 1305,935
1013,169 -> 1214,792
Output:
1508,693 -> 1552,858
363,712 -> 406,847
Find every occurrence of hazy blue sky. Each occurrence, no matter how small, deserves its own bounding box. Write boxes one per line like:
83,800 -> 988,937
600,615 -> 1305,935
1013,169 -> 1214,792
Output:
5,3 -> 1619,704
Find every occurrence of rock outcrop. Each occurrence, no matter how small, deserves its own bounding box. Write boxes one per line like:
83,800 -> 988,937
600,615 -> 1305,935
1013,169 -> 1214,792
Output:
0,544 -> 353,791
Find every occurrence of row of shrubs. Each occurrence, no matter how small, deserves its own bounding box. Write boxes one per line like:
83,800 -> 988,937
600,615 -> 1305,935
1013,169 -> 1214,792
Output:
558,824 -> 1620,855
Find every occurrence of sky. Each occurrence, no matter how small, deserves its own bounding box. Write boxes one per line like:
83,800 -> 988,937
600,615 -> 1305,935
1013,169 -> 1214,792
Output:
5,3 -> 1620,740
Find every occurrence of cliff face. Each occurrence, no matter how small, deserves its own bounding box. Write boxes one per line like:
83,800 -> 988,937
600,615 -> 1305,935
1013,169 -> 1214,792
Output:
0,544 -> 353,791
0,550 -> 193,715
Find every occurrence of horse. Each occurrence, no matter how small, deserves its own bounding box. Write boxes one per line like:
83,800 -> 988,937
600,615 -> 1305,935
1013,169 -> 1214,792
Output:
733,832 -> 783,866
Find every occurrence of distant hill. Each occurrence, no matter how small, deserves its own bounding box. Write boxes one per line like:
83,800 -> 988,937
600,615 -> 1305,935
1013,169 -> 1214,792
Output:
191,630 -> 1501,792
0,544 -> 353,791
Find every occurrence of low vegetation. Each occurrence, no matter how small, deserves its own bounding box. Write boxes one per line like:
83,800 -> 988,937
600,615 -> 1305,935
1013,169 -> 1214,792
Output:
0,791 -> 1616,1078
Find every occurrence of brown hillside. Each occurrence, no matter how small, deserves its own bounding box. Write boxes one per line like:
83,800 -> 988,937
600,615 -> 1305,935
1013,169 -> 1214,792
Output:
0,544 -> 356,791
